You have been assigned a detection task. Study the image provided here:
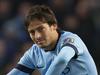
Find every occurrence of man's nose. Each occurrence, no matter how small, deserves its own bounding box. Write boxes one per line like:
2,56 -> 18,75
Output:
34,31 -> 41,39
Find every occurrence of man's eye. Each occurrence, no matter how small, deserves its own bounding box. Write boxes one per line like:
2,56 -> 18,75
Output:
38,27 -> 44,32
30,30 -> 35,34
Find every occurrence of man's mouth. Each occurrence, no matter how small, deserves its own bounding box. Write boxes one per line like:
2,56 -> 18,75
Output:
36,39 -> 45,44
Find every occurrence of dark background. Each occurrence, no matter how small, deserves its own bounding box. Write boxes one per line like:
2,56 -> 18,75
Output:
0,0 -> 99,74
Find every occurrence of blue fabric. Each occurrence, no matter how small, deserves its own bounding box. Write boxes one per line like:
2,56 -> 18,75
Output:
7,31 -> 98,75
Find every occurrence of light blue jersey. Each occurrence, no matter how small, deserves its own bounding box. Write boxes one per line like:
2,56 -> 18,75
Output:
7,31 -> 98,75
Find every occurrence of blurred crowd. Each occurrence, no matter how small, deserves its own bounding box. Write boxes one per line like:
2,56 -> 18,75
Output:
0,0 -> 100,75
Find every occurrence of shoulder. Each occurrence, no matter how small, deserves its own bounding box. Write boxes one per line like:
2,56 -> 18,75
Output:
27,44 -> 42,55
20,44 -> 42,59
18,44 -> 43,67
60,31 -> 79,44
59,31 -> 85,55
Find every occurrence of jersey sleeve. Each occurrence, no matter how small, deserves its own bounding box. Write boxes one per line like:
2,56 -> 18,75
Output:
45,45 -> 75,75
18,48 -> 35,68
61,34 -> 84,56
7,68 -> 30,75
7,47 -> 36,75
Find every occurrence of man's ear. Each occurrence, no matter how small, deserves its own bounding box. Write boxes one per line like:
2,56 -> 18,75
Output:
51,24 -> 58,30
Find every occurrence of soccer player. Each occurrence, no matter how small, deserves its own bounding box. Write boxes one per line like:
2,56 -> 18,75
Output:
7,5 -> 98,75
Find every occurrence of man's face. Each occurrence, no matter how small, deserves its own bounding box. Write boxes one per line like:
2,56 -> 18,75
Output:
28,20 -> 58,49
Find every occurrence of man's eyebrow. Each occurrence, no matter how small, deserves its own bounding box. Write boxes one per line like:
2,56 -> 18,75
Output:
28,25 -> 44,32
38,26 -> 44,29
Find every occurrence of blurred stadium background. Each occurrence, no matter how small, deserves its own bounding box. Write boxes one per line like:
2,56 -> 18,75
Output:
0,0 -> 99,75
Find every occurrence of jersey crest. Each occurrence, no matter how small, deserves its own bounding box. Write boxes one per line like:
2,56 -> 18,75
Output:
63,38 -> 74,45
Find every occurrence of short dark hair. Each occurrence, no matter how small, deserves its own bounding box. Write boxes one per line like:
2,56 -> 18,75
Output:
25,5 -> 57,29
